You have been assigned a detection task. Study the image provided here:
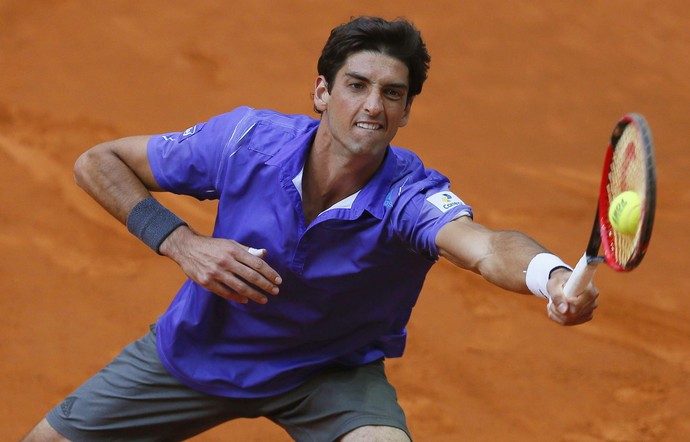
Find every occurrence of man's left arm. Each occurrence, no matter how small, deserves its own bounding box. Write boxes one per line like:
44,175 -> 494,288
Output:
435,216 -> 598,325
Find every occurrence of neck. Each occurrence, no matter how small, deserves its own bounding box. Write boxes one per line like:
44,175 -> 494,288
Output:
301,129 -> 386,224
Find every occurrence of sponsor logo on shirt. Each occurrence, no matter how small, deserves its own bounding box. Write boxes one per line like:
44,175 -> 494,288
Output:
178,122 -> 206,142
383,177 -> 410,208
426,191 -> 464,212
384,188 -> 394,207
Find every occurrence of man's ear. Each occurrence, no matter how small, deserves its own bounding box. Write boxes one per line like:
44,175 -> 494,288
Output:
313,76 -> 330,113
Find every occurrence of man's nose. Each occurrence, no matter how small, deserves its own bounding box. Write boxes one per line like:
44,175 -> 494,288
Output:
363,89 -> 384,115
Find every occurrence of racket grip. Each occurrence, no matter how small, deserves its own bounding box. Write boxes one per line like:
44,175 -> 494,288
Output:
563,253 -> 599,298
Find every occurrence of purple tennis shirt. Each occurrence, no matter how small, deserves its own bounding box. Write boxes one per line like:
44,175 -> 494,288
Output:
147,106 -> 472,398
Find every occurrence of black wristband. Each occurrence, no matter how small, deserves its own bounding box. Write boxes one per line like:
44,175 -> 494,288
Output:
126,197 -> 188,254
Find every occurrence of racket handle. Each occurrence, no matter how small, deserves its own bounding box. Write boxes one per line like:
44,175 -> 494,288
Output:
563,253 -> 599,298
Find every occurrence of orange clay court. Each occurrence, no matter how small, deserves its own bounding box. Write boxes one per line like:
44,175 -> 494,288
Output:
2,1 -> 690,441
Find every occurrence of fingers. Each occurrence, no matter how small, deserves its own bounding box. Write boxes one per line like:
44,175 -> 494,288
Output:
211,247 -> 282,304
206,273 -> 272,305
177,237 -> 282,305
548,308 -> 594,326
548,287 -> 599,326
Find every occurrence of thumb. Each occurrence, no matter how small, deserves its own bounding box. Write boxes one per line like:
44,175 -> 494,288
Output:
550,291 -> 569,314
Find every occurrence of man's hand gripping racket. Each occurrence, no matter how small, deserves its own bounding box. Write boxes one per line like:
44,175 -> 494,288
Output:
563,113 -> 657,299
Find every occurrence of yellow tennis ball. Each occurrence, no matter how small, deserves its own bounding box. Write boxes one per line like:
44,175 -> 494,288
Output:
608,191 -> 641,235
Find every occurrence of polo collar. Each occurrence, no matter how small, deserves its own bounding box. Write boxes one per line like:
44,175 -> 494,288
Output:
269,126 -> 403,221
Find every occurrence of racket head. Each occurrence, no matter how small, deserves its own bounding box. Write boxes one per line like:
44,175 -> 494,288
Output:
597,113 -> 656,271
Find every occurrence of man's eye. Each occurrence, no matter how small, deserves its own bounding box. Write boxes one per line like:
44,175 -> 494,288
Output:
349,83 -> 364,89
385,89 -> 403,99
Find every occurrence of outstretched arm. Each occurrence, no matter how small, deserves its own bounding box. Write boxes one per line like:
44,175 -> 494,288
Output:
435,216 -> 598,325
73,136 -> 282,304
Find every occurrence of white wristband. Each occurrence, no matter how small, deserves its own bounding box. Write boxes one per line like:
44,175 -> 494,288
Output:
525,253 -> 572,299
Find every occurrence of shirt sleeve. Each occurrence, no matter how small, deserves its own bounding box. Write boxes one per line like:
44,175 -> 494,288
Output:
147,106 -> 253,199
390,170 -> 473,260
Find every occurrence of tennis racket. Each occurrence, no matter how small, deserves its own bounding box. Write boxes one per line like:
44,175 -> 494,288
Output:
563,113 -> 656,298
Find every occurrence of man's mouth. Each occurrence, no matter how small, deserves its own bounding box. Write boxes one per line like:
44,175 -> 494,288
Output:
355,122 -> 383,130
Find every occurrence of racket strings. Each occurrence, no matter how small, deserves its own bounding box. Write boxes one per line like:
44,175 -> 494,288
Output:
606,123 -> 646,266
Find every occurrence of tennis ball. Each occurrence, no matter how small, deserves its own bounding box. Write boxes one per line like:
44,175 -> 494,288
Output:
608,191 -> 641,235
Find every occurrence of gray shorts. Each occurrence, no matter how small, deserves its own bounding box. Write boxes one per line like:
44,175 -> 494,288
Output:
46,326 -> 409,441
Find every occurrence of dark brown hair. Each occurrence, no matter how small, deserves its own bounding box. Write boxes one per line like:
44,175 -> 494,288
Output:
317,16 -> 431,108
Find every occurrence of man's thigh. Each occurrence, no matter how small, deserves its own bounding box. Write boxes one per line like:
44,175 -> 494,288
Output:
44,327 -> 410,441
266,360 -> 411,441
21,418 -> 68,442
339,425 -> 411,442
45,327 -> 250,441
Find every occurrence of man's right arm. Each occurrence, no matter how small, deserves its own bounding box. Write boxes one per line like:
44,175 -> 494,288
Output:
73,135 -> 161,223
73,136 -> 282,304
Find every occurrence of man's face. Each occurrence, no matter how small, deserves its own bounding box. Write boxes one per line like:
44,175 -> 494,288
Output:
313,51 -> 412,159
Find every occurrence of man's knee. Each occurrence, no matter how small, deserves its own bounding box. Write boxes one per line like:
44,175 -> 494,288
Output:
21,418 -> 69,442
339,425 -> 411,442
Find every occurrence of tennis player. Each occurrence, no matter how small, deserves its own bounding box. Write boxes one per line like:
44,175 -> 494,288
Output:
23,16 -> 598,442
